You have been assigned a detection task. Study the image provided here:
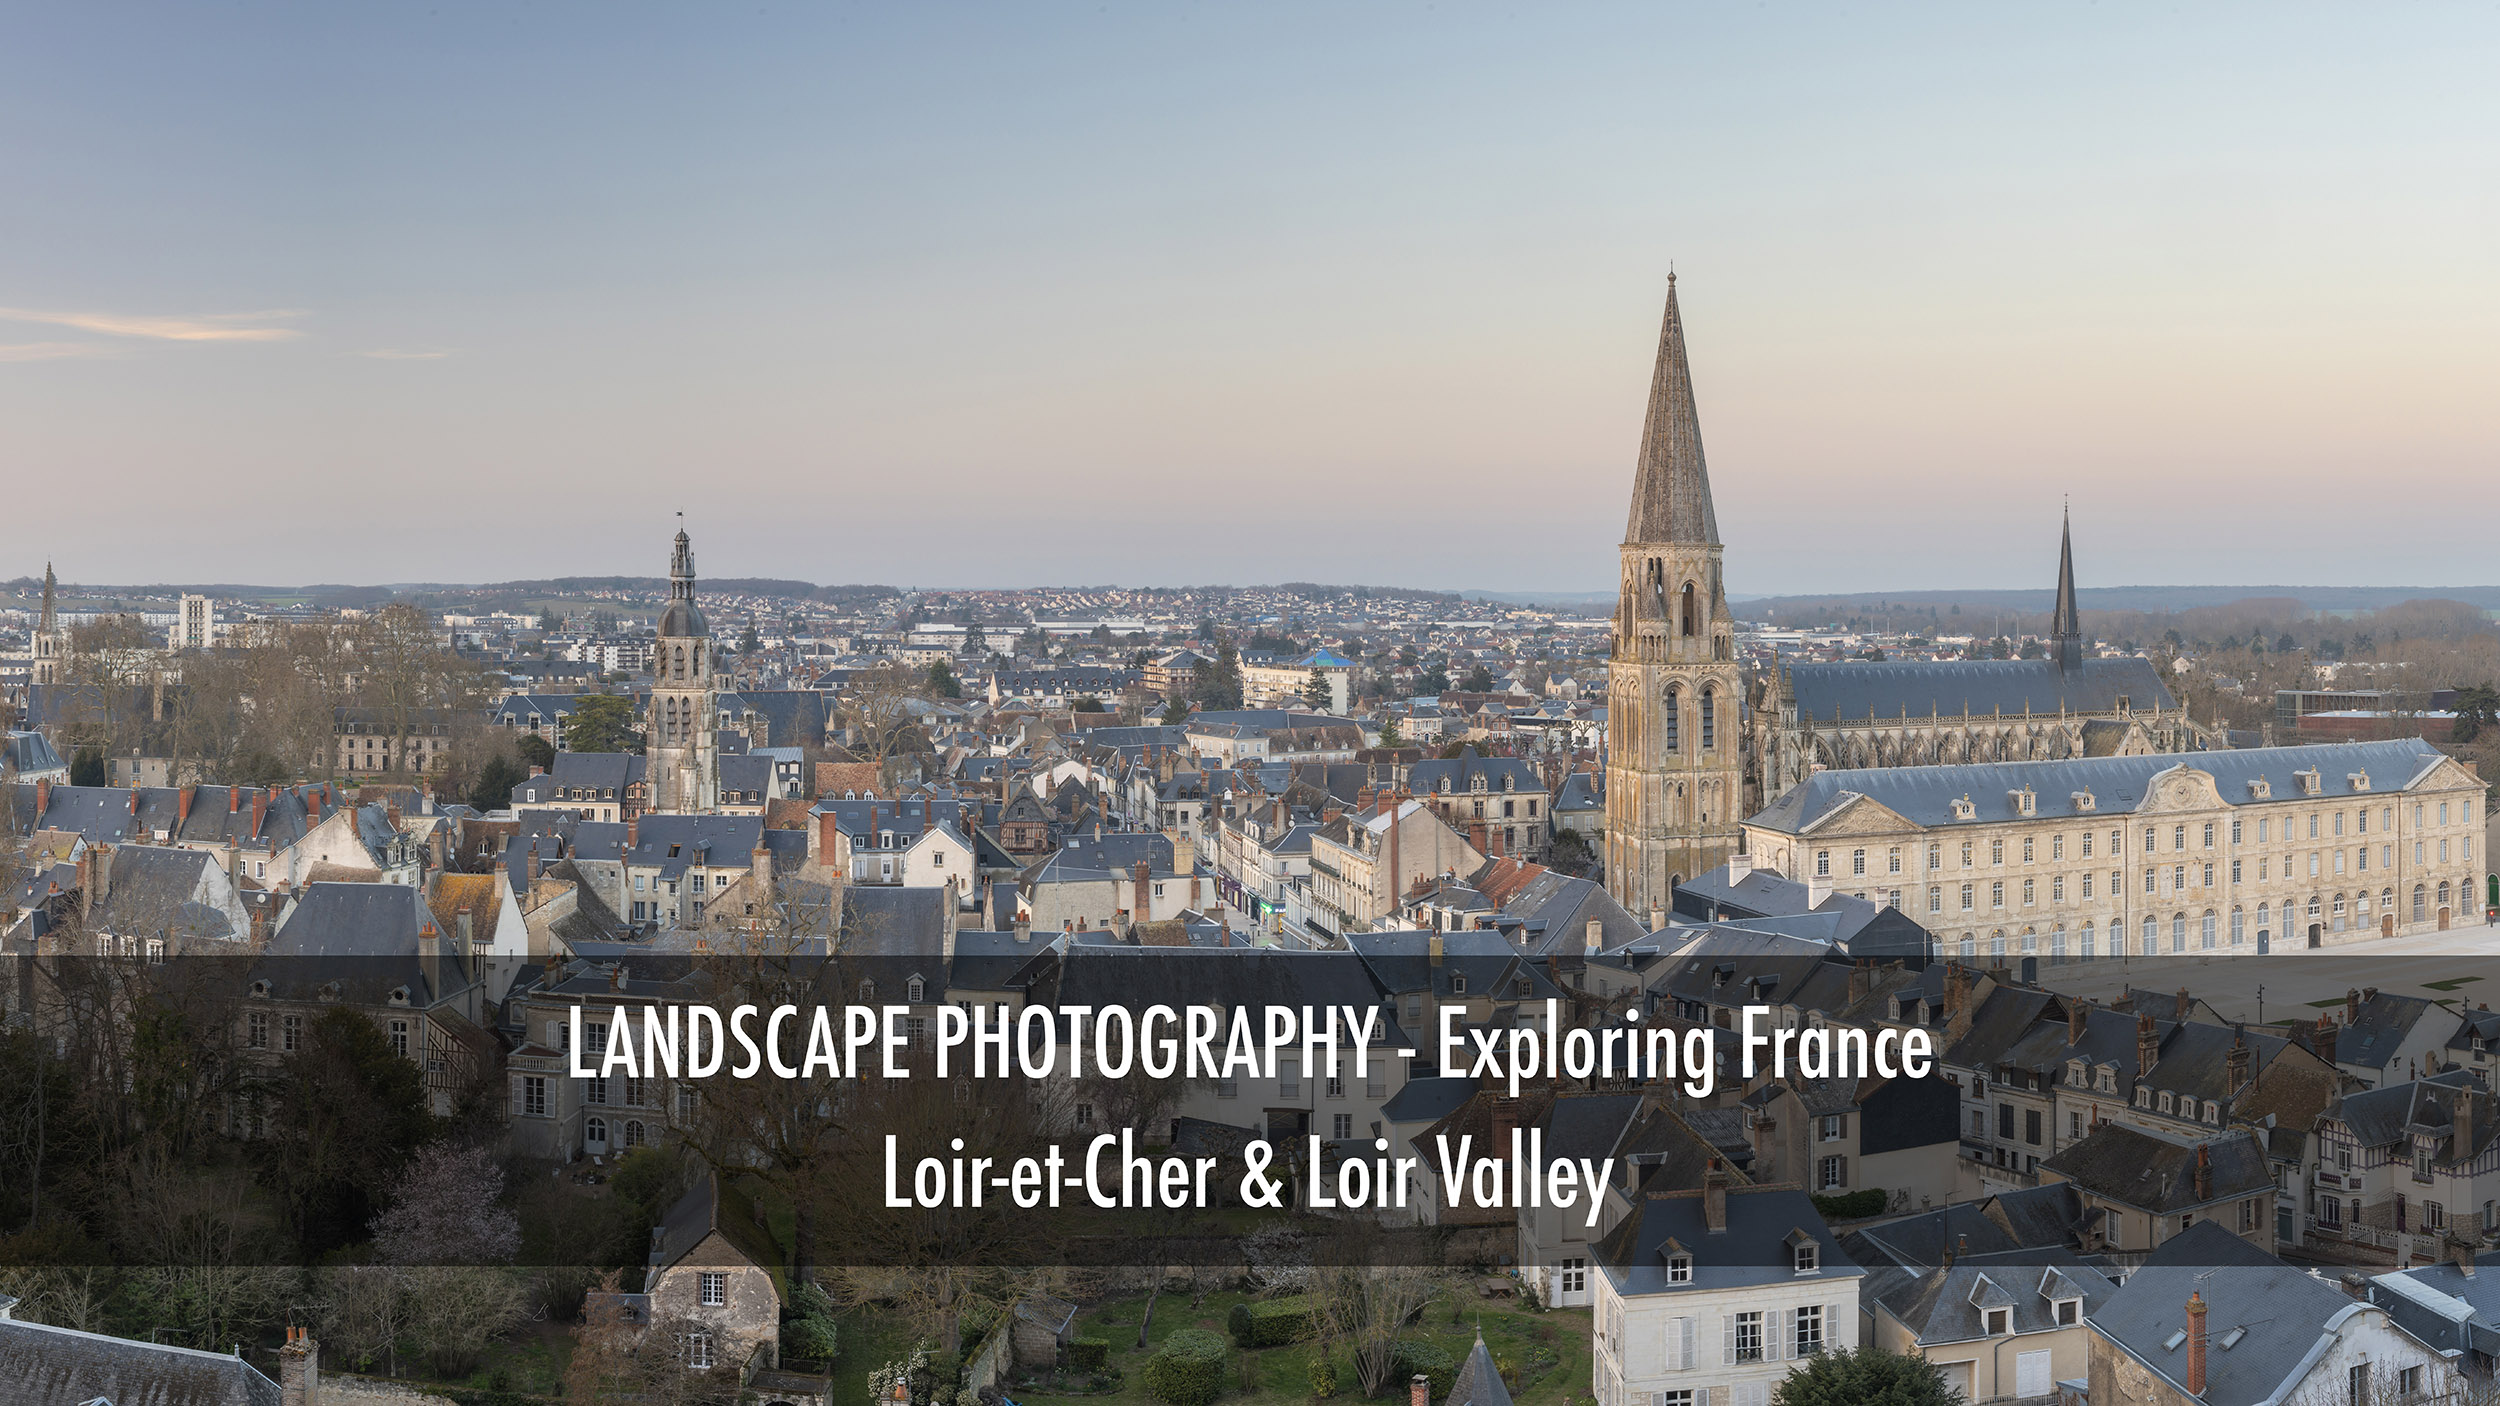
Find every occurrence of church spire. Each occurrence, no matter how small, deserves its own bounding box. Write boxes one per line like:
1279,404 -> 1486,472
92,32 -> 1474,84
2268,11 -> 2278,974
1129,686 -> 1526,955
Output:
38,561 -> 56,634
1623,273 -> 1719,546
2051,504 -> 2083,671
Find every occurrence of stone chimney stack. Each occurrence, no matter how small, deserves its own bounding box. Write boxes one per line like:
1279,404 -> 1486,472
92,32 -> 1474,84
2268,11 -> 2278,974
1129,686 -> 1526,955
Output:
2137,1013 -> 2160,1081
2069,998 -> 2090,1046
1585,917 -> 1604,956
1702,1158 -> 1729,1234
1014,912 -> 1032,945
1805,872 -> 1832,907
279,1324 -> 320,1406
2184,1292 -> 2207,1398
1726,851 -> 1753,882
2174,988 -> 2192,1023
2348,987 -> 2363,1024
418,920 -> 443,1000
2314,1013 -> 2340,1067
2226,1031 -> 2252,1096
2194,1143 -> 2213,1203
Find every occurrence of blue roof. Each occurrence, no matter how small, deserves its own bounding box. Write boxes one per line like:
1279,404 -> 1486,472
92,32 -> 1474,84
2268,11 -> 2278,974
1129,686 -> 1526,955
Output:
1789,657 -> 2174,724
1751,738 -> 2455,834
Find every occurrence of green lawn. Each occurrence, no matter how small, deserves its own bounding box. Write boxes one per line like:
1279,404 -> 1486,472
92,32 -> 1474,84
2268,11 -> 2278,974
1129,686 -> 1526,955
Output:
1004,1292 -> 1589,1406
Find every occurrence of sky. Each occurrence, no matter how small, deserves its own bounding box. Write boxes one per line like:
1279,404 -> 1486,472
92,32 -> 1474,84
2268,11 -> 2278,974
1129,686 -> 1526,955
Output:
3,3 -> 2495,597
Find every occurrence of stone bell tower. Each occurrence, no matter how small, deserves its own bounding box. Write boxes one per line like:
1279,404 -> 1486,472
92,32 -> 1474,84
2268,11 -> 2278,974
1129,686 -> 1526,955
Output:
1604,276 -> 1742,921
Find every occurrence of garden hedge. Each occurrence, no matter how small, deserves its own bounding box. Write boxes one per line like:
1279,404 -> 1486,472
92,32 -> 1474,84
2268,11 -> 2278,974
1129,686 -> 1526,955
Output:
1144,1329 -> 1229,1406
1389,1340 -> 1457,1400
1226,1295 -> 1314,1348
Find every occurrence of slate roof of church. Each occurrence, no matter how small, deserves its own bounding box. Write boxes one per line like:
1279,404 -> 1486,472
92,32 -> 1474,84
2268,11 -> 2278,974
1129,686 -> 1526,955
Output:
1786,656 -> 2175,726
1622,276 -> 1717,546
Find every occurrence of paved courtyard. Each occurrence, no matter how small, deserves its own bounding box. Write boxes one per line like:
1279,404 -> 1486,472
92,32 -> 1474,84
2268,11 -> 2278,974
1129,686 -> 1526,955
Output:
2026,918 -> 2500,1027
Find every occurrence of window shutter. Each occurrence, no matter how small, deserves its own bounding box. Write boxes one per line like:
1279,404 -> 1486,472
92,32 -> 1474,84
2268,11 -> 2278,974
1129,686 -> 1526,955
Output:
1722,1314 -> 1735,1366
1838,1154 -> 1848,1187
1829,1304 -> 1844,1350
1678,1316 -> 1695,1371
1772,1307 -> 1788,1360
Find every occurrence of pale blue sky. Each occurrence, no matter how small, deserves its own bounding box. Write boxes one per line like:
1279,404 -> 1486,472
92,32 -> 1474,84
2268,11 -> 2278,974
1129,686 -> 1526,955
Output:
4,4 -> 2494,593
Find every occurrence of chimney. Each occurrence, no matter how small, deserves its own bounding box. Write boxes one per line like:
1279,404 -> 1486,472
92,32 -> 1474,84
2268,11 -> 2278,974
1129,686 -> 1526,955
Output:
2348,987 -> 2362,1024
229,786 -> 241,816
2458,1093 -> 2478,1171
1847,958 -> 1869,1005
2069,998 -> 2091,1047
455,905 -> 474,955
224,839 -> 240,888
2193,1143 -> 2212,1203
1428,930 -> 1445,967
1167,827 -> 1194,879
251,787 -> 269,838
308,789 -> 323,824
2184,1292 -> 2207,1397
1134,860 -> 1151,919
279,1325 -> 320,1406
1944,1233 -> 1964,1268
527,845 -> 542,882
177,785 -> 195,829
2314,1014 -> 2340,1067
2137,1013 -> 2159,1080
528,763 -> 544,777
753,840 -> 774,897
1726,851 -> 1753,882
1411,1375 -> 1431,1406
1702,1158 -> 1729,1234
2453,1233 -> 2477,1278
1649,905 -> 1666,933
128,785 -> 140,816
418,920 -> 442,999
2225,1032 -> 2251,1096
33,777 -> 49,818
2363,985 -> 2379,1008
1805,872 -> 1832,907
1585,916 -> 1604,956
1014,912 -> 1032,945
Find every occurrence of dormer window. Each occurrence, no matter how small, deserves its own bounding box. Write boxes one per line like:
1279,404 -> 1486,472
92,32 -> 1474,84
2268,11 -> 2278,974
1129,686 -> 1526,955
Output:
2299,769 -> 2323,797
2067,1059 -> 2087,1085
2071,789 -> 2097,812
1985,1308 -> 2011,1335
2248,778 -> 2271,800
2012,788 -> 2037,818
2157,1091 -> 2175,1115
2348,772 -> 2372,792
906,976 -> 925,1003
1952,796 -> 1977,821
1450,975 -> 1468,996
2055,1298 -> 2080,1326
1790,1237 -> 1820,1274
1666,1253 -> 1692,1284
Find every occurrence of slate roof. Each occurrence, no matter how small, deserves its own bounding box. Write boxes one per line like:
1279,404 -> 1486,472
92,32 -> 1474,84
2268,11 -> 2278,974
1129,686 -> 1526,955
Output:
1750,738 -> 2453,834
1861,1250 -> 2117,1347
255,881 -> 471,1005
1444,1332 -> 1513,1406
2337,989 -> 2444,1072
2089,1220 -> 2363,1406
1407,749 -> 1544,797
1594,1184 -> 1862,1294
2040,1124 -> 2271,1215
0,729 -> 64,776
653,1174 -> 785,1292
88,845 -> 237,943
0,1315 -> 282,1406
1380,1075 -> 1478,1125
1786,656 -> 2176,726
1553,771 -> 1602,814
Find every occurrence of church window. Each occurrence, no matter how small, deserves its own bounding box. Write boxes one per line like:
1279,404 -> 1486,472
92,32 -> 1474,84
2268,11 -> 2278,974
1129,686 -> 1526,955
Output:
2172,913 -> 2188,952
2201,912 -> 2216,948
2230,907 -> 2244,944
1700,688 -> 1716,749
1663,688 -> 1681,752
2079,921 -> 2095,959
1679,582 -> 1697,637
2141,916 -> 2158,954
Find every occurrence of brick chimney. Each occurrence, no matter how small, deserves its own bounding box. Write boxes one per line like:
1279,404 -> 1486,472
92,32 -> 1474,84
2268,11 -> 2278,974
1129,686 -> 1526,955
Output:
279,1324 -> 319,1406
2137,1013 -> 2159,1081
1847,958 -> 1869,1006
2314,1013 -> 2340,1067
1410,1375 -> 1431,1406
1133,860 -> 1151,920
2184,1292 -> 2207,1397
2193,1143 -> 2213,1203
1167,828 -> 1194,879
752,839 -> 774,897
418,920 -> 442,1000
2226,1031 -> 2252,1096
33,777 -> 49,818
2174,987 -> 2191,1023
1943,1232 -> 1964,1268
127,785 -> 140,816
228,785 -> 242,816
2347,987 -> 2362,1024
1702,1158 -> 1729,1234
2069,998 -> 2090,1046
177,785 -> 195,829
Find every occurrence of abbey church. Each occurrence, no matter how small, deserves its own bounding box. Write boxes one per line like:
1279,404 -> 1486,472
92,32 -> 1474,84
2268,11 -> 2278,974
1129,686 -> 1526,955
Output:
1602,281 -> 2218,913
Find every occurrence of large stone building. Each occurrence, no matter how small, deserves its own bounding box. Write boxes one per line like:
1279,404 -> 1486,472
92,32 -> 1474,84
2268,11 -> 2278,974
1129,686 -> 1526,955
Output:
1604,275 -> 1743,919
1739,737 -> 2487,961
645,524 -> 720,814
1746,511 -> 2212,811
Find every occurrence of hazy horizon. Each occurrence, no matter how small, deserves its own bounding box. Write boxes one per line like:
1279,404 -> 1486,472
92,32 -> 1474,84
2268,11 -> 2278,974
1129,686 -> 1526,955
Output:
6,4 -> 2496,593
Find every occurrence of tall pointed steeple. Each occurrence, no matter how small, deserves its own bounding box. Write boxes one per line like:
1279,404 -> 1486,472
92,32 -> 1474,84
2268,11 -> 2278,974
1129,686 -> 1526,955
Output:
2051,505 -> 2083,672
1623,273 -> 1719,546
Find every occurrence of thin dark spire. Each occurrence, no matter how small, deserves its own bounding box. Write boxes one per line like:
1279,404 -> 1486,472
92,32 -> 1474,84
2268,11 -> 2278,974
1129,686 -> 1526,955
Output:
1622,277 -> 1718,546
2052,505 -> 2083,671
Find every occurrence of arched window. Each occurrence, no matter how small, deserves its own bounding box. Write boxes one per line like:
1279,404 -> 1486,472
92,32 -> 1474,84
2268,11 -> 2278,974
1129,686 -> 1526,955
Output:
1663,687 -> 1681,752
2381,887 -> 2394,919
2439,881 -> 2453,910
1680,582 -> 1698,636
2414,885 -> 2429,922
1700,688 -> 1716,750
2230,907 -> 2244,944
2201,911 -> 2216,949
623,1120 -> 646,1148
2079,921 -> 2095,960
1959,936 -> 1976,960
1988,931 -> 2006,959
586,1117 -> 608,1145
2142,915 -> 2158,955
859,978 -> 877,1002
2172,912 -> 2187,952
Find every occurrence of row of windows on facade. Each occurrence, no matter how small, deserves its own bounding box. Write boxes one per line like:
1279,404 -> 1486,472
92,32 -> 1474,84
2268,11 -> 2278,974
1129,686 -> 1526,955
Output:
1909,857 -> 2470,916
1813,801 -> 2474,878
245,1010 -> 426,1064
1655,687 -> 1719,752
1935,884 -> 2470,962
514,1072 -> 699,1122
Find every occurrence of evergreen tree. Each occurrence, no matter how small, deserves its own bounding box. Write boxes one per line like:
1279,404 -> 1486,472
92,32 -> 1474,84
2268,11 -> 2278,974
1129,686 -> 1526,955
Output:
927,660 -> 962,698
1771,1345 -> 1957,1406
1302,668 -> 1333,711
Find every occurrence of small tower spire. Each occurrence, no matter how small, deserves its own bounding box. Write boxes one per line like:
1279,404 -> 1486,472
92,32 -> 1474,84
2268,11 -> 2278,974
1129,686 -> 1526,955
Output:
2051,504 -> 2083,672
